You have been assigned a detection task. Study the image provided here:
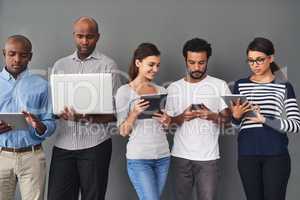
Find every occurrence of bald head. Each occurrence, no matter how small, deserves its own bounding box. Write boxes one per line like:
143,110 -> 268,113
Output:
72,16 -> 100,60
4,35 -> 32,52
73,16 -> 99,34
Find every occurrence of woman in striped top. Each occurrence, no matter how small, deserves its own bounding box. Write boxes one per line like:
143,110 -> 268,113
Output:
230,37 -> 300,200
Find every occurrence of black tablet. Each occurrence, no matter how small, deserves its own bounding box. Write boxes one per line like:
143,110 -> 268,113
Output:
138,93 -> 168,119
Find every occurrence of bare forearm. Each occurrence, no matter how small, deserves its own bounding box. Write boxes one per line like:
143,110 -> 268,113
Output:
119,112 -> 138,136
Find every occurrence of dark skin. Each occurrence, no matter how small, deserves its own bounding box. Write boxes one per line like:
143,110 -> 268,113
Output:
0,38 -> 46,135
171,105 -> 231,126
170,51 -> 231,126
59,18 -> 115,123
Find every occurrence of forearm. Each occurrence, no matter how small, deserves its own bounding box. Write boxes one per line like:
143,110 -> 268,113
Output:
119,112 -> 138,136
264,116 -> 300,134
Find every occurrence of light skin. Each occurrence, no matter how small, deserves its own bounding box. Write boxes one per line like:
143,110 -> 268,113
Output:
171,51 -> 230,126
230,50 -> 275,123
59,18 -> 115,123
119,55 -> 171,137
0,38 -> 46,135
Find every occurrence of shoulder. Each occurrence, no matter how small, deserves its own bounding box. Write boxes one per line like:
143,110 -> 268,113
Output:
167,78 -> 184,90
52,54 -> 73,72
20,74 -> 48,91
26,73 -> 48,83
233,77 -> 249,86
206,75 -> 228,85
116,84 -> 130,96
205,76 -> 230,92
99,53 -> 118,68
282,81 -> 296,97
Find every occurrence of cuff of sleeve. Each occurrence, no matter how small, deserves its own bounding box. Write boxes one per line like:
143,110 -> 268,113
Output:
264,117 -> 284,133
31,125 -> 48,139
232,117 -> 241,125
32,120 -> 55,139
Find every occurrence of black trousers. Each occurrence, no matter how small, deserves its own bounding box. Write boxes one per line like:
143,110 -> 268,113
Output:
238,154 -> 291,200
48,139 -> 112,200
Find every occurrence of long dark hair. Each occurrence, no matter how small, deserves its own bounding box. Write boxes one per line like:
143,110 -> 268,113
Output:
246,37 -> 280,74
128,43 -> 160,81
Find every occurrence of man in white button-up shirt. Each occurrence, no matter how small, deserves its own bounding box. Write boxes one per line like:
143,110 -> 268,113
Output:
48,16 -> 121,200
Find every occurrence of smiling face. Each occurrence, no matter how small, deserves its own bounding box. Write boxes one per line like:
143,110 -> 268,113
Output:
3,39 -> 32,78
186,51 -> 208,81
73,20 -> 99,59
247,50 -> 273,76
136,55 -> 160,81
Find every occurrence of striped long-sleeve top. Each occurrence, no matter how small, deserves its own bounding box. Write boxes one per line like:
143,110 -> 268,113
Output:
232,77 -> 300,156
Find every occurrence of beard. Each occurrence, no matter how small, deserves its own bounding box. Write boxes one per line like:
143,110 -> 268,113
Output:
188,66 -> 207,80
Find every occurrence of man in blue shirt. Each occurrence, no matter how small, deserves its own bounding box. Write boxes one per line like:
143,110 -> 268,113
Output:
0,35 -> 56,200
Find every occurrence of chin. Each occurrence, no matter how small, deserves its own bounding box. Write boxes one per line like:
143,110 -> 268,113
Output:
146,76 -> 154,81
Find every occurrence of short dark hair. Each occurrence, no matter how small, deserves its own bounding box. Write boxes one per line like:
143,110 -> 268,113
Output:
6,35 -> 32,52
182,38 -> 212,59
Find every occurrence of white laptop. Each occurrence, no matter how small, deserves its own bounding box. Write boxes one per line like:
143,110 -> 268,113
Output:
50,73 -> 114,115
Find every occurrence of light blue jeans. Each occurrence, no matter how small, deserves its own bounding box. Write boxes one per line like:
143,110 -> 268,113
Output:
127,156 -> 170,200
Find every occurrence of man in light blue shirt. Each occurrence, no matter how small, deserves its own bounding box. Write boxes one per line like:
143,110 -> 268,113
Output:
0,35 -> 56,200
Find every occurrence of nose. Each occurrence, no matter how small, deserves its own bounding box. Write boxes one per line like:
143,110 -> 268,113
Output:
152,65 -> 159,73
14,54 -> 22,64
194,63 -> 202,70
81,37 -> 89,45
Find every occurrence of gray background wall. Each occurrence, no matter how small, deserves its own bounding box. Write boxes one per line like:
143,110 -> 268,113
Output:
0,0 -> 299,199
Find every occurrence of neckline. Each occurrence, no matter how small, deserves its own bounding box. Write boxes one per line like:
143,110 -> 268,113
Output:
128,82 -> 159,96
248,76 -> 275,84
182,75 -> 209,85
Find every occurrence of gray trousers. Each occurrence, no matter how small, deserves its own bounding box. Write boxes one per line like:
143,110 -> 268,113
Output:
171,156 -> 219,200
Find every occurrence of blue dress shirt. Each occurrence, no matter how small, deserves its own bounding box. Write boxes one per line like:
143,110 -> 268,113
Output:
0,67 -> 56,148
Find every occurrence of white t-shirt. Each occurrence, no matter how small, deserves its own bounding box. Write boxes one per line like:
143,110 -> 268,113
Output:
166,75 -> 231,161
115,84 -> 170,160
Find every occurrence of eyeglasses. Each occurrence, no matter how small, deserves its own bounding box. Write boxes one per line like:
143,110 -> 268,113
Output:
246,56 -> 268,65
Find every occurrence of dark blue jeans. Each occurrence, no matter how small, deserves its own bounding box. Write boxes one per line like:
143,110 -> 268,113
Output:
127,156 -> 170,200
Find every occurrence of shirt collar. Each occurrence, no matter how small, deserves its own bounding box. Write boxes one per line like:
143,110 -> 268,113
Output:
70,49 -> 103,62
0,67 -> 30,81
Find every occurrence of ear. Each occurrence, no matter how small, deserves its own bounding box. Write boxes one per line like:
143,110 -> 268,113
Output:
269,55 -> 274,63
28,52 -> 33,61
2,49 -> 5,57
94,33 -> 100,43
135,59 -> 141,68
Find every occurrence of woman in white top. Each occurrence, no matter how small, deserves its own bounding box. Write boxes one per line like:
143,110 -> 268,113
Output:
115,43 -> 171,200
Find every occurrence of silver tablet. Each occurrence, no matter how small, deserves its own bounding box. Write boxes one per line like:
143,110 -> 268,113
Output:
221,95 -> 248,106
0,113 -> 28,130
221,95 -> 256,117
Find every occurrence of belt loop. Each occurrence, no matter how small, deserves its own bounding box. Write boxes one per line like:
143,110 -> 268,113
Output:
32,145 -> 35,153
0,147 -> 2,153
